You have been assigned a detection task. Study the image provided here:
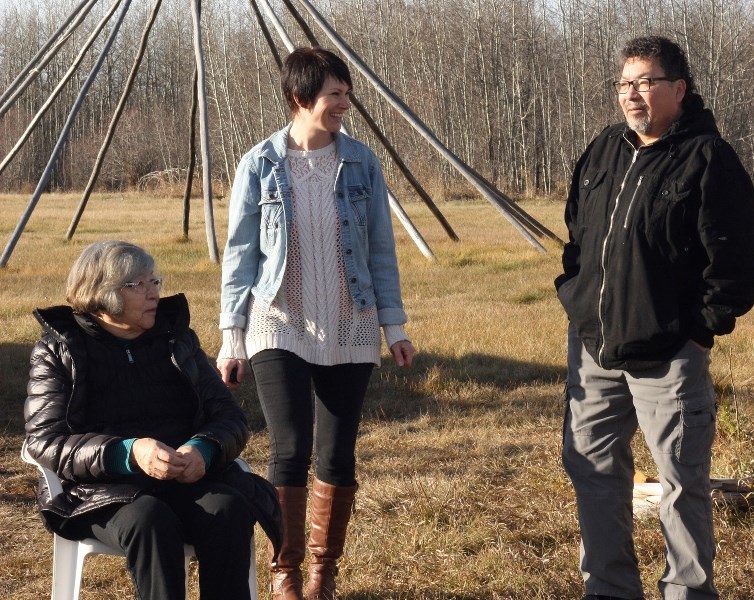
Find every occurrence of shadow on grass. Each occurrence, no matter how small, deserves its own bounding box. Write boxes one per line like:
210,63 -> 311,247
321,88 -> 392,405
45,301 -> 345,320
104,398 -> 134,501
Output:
363,350 -> 566,423
3,341 -> 567,438
0,343 -> 31,435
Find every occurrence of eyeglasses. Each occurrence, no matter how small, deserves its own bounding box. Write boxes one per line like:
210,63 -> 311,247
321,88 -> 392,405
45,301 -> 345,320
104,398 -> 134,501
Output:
122,277 -> 163,294
612,77 -> 678,94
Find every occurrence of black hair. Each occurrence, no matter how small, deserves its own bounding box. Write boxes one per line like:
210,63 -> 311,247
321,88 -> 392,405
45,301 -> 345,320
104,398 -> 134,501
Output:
281,47 -> 352,114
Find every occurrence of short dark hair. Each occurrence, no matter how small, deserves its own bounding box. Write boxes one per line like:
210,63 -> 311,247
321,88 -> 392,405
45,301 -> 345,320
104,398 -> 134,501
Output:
281,47 -> 352,114
619,36 -> 703,111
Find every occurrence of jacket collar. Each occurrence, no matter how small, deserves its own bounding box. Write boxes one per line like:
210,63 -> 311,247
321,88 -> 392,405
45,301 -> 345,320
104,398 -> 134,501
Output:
34,294 -> 190,345
616,105 -> 720,149
259,123 -> 362,164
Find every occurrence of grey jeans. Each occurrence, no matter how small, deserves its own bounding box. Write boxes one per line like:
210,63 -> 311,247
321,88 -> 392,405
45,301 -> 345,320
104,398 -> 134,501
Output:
562,327 -> 718,600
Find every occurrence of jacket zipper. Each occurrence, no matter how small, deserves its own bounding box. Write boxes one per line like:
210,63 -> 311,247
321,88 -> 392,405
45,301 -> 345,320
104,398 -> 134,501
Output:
597,147 -> 640,367
125,348 -> 134,364
623,175 -> 643,228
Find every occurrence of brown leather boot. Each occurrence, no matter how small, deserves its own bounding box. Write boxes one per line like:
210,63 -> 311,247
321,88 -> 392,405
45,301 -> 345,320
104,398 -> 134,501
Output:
270,486 -> 308,599
306,478 -> 357,600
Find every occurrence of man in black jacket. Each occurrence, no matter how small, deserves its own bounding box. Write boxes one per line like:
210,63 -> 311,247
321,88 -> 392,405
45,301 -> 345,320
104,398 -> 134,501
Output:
555,36 -> 754,600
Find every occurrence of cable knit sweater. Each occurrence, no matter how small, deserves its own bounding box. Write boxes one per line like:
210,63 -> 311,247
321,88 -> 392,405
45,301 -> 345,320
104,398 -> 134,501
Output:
221,143 -> 407,366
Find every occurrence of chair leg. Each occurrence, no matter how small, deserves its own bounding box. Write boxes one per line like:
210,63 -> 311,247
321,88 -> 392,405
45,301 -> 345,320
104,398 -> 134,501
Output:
184,552 -> 192,594
49,536 -> 258,599
51,534 -> 87,600
249,536 -> 258,600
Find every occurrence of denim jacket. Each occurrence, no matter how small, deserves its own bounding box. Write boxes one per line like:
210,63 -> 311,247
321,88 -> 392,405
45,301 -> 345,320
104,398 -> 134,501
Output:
220,124 -> 407,330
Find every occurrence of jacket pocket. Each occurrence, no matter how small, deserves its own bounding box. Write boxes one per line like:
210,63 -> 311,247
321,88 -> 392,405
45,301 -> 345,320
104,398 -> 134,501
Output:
574,169 -> 609,237
260,189 -> 284,241
648,180 -> 695,255
347,185 -> 369,226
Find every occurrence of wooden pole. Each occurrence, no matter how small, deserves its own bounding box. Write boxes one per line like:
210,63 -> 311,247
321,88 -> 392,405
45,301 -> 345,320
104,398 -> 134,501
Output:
182,67 -> 199,240
66,0 -> 164,241
0,0 -> 124,177
0,0 -> 133,268
255,0 -> 436,261
291,0 -> 547,253
190,0 -> 219,263
249,0 -> 283,69
280,0 -> 459,243
0,0 -> 98,117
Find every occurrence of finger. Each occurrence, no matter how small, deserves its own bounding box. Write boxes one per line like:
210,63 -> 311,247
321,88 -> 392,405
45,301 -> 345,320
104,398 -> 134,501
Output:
390,345 -> 404,366
403,346 -> 415,367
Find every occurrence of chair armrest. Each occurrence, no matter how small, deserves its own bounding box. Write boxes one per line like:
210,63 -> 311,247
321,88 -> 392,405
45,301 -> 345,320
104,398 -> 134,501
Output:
234,457 -> 252,473
21,440 -> 65,498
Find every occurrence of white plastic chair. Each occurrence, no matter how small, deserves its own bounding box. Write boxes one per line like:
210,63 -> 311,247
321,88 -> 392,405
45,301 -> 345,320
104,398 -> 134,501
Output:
21,442 -> 258,600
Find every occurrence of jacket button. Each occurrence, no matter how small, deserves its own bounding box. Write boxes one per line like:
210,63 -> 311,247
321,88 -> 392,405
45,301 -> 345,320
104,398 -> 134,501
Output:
346,249 -> 352,255
583,179 -> 590,186
338,192 -> 344,198
360,299 -> 366,305
662,190 -> 669,196
350,277 -> 356,283
343,219 -> 349,226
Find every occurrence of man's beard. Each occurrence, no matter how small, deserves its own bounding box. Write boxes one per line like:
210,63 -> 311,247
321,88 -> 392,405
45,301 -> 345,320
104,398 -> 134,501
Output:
625,103 -> 651,134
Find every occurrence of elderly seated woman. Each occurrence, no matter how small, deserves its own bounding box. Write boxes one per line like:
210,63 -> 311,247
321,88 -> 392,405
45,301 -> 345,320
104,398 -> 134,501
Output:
24,240 -> 281,600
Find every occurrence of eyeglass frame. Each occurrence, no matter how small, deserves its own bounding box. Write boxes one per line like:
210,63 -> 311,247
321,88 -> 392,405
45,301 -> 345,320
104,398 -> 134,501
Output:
121,277 -> 163,294
612,76 -> 679,94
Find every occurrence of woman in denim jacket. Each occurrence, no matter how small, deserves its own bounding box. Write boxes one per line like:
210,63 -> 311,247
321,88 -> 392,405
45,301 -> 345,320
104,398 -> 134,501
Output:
217,47 -> 414,600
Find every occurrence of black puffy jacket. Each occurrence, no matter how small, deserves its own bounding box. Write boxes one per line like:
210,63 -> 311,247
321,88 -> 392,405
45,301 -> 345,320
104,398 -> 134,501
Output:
556,106 -> 754,370
24,294 -> 281,552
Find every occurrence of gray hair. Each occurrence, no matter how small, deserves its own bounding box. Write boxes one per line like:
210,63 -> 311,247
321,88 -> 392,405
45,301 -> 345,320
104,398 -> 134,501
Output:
66,240 -> 155,315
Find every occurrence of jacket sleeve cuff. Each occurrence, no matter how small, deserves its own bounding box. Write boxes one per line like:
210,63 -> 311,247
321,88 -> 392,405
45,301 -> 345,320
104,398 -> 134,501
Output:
689,324 -> 714,348
377,307 -> 407,326
219,312 -> 248,330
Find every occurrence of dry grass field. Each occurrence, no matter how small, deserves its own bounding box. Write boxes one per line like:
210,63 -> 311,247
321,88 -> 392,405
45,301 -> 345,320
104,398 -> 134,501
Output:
0,192 -> 752,599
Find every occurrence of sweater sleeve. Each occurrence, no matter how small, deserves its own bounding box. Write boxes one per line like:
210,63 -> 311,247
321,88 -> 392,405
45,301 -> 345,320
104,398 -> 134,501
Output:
383,324 -> 410,348
217,327 -> 248,360
103,438 -> 137,475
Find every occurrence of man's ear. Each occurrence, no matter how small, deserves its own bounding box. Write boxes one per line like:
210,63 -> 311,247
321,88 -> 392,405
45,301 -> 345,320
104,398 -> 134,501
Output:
675,79 -> 687,104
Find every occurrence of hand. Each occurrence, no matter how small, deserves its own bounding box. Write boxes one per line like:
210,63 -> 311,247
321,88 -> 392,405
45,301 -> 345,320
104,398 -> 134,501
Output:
217,358 -> 246,388
390,340 -> 415,367
174,445 -> 206,483
131,438 -> 187,480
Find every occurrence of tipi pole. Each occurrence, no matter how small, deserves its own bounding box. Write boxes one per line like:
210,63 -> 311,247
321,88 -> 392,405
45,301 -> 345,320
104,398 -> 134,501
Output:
248,0 -> 283,69
0,0 -> 124,177
66,0 -> 164,241
182,67 -> 199,239
465,164 -> 564,245
255,0 -> 436,261
190,0 -> 219,263
0,0 -> 133,268
280,0 -> 459,243
292,0 -> 546,253
0,0 -> 98,117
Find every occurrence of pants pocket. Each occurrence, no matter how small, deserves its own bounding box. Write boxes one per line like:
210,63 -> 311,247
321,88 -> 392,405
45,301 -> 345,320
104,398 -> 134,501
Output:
675,395 -> 716,466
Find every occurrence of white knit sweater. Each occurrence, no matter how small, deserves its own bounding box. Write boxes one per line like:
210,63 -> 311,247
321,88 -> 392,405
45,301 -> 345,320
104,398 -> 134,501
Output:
220,143 -> 407,366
